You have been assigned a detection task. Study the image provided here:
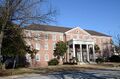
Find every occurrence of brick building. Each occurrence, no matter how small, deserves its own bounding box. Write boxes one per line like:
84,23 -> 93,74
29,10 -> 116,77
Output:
24,24 -> 113,67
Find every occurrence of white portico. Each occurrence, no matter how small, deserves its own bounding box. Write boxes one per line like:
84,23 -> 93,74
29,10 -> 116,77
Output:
67,39 -> 95,63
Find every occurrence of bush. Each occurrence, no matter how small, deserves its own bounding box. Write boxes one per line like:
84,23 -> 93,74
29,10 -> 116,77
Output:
48,58 -> 59,66
96,57 -> 104,64
109,55 -> 120,62
63,62 -> 77,65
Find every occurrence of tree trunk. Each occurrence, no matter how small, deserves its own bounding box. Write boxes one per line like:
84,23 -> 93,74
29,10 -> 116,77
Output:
0,30 -> 5,70
0,31 -> 4,61
0,22 -> 7,63
0,19 -> 7,70
13,56 -> 17,69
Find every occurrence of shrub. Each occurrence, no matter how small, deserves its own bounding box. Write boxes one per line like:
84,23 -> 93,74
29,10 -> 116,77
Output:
109,55 -> 120,62
48,58 -> 59,66
96,57 -> 104,64
63,62 -> 77,65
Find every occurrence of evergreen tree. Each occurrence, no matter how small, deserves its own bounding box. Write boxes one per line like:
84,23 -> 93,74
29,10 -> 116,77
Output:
54,41 -> 67,59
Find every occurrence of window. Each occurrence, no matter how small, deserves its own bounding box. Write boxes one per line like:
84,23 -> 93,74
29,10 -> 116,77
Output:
76,30 -> 79,33
53,42 -> 56,50
28,31 -> 31,37
25,53 -> 31,62
34,33 -> 40,40
35,54 -> 40,61
60,35 -> 63,41
36,43 -> 40,50
52,34 -> 56,41
44,42 -> 48,50
37,33 -> 40,39
27,40 -> 31,46
44,54 -> 49,61
45,34 -> 49,40
34,38 -> 38,41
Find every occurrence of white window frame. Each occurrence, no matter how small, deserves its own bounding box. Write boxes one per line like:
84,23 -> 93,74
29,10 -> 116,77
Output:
36,43 -> 40,50
44,42 -> 48,50
52,34 -> 56,41
27,40 -> 31,46
35,54 -> 40,61
37,33 -> 40,39
26,53 -> 31,62
60,35 -> 63,41
53,42 -> 56,50
44,54 -> 49,61
45,33 -> 49,40
34,33 -> 40,40
28,31 -> 31,37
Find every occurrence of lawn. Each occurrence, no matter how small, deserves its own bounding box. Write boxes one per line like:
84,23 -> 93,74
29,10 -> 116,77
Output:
0,63 -> 120,77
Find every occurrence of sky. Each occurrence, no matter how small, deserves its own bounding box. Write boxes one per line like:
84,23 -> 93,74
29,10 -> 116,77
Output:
48,0 -> 120,40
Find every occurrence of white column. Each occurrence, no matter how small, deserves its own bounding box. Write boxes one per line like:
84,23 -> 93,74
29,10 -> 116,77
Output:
67,45 -> 70,62
80,44 -> 83,62
73,44 -> 75,57
92,44 -> 95,62
86,44 -> 90,62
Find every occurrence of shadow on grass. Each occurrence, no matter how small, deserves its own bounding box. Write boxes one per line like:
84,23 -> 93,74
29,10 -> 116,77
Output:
32,66 -> 120,79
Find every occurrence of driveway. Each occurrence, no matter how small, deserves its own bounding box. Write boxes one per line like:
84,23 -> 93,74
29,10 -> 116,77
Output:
2,69 -> 120,79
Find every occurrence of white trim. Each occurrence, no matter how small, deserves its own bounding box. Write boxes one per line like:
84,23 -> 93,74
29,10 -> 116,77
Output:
44,42 -> 48,50
35,43 -> 40,50
68,39 -> 95,45
45,33 -> 49,41
91,35 -> 112,38
60,35 -> 63,41
52,34 -> 56,41
53,42 -> 56,50
65,27 -> 91,35
25,30 -> 64,34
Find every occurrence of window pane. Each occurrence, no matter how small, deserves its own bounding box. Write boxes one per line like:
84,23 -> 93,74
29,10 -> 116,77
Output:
36,43 -> 40,50
53,42 -> 56,50
35,54 -> 40,61
45,54 -> 49,61
45,34 -> 48,40
52,34 -> 56,41
44,43 -> 48,50
60,35 -> 63,41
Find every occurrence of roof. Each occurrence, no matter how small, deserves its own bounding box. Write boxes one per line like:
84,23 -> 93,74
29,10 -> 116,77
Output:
84,30 -> 111,37
25,24 -> 111,37
25,24 -> 71,32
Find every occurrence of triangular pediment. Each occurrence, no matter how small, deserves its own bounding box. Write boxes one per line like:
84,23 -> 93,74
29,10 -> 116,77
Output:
65,27 -> 90,35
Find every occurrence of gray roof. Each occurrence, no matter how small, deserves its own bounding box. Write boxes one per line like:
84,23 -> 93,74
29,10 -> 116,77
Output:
25,24 -> 71,32
25,24 -> 111,37
84,29 -> 111,37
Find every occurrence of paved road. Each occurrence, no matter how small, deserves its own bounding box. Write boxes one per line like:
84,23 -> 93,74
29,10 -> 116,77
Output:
1,69 -> 120,79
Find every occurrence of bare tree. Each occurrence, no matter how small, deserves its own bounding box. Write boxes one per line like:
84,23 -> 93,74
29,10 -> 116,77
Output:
0,0 -> 56,62
114,34 -> 120,55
